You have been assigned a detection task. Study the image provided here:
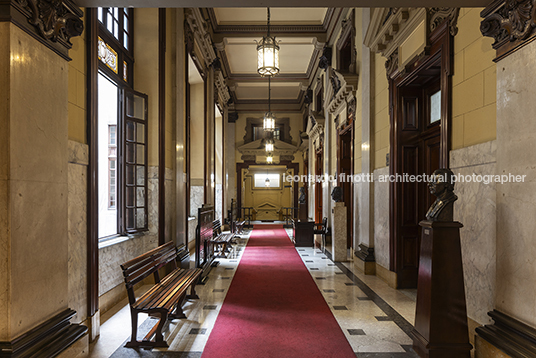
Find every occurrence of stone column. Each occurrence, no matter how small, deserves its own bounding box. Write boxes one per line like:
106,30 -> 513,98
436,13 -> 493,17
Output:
205,66 -> 215,206
0,8 -> 86,355
175,8 -> 188,246
331,202 -> 348,261
355,8 -> 376,274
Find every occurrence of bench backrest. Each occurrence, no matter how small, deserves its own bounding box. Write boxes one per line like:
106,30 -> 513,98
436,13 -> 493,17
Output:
120,242 -> 178,304
213,220 -> 222,237
196,205 -> 214,269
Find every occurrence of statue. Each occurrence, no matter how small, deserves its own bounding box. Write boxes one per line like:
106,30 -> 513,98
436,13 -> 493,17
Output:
425,168 -> 458,222
298,187 -> 306,204
331,186 -> 343,203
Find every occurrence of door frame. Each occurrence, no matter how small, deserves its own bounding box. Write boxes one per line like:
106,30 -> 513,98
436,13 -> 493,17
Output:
337,121 -> 354,249
388,20 -> 453,288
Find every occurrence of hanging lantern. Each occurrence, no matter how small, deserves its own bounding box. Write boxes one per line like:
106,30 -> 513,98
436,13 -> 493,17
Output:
263,112 -> 275,132
257,8 -> 280,77
265,139 -> 274,152
265,176 -> 271,187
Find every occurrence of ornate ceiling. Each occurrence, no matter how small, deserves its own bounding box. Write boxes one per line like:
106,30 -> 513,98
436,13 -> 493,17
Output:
207,7 -> 340,112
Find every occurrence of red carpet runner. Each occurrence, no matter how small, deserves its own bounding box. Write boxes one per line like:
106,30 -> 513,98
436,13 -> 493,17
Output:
201,224 -> 355,358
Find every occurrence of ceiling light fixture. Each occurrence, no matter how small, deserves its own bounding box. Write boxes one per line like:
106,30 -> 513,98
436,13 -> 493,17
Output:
265,138 -> 274,152
266,154 -> 273,164
257,8 -> 280,77
263,76 -> 275,132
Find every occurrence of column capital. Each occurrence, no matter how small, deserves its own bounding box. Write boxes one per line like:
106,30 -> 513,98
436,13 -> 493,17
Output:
1,0 -> 83,60
481,0 -> 536,61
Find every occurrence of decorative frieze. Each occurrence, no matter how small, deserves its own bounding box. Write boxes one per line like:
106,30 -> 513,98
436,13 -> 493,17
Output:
480,0 -> 536,61
3,0 -> 83,60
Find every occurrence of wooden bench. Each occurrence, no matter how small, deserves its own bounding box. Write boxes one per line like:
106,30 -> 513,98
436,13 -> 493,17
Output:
212,219 -> 236,257
313,217 -> 330,249
120,242 -> 202,348
229,199 -> 246,235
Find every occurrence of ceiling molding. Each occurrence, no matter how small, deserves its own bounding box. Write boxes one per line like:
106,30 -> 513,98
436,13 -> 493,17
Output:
208,8 -> 335,34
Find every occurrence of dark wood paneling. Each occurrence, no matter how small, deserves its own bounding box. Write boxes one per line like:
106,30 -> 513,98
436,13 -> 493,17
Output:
158,8 -> 166,245
86,7 -> 99,320
0,309 -> 87,357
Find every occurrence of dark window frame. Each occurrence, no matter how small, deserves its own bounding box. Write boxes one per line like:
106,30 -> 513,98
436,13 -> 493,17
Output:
95,8 -> 149,241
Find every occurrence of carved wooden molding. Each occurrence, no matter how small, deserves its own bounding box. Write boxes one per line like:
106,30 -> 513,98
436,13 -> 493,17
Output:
385,49 -> 399,79
326,69 -> 358,116
336,10 -> 356,73
481,0 -> 536,61
306,111 -> 325,153
429,8 -> 460,36
3,0 -> 83,60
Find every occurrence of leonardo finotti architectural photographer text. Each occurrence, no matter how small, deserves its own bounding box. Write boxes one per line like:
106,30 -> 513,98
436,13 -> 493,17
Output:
283,173 -> 526,185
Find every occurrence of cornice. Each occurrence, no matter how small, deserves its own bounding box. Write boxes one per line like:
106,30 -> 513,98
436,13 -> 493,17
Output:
207,7 -> 335,35
1,0 -> 83,60
186,8 -> 231,107
326,69 -> 358,116
480,0 -> 536,61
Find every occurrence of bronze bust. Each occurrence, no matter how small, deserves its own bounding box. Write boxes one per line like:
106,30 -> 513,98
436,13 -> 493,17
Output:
426,168 -> 457,222
298,187 -> 306,204
331,186 -> 343,202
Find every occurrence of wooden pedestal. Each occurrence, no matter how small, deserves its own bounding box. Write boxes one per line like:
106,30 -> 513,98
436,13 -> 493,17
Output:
411,220 -> 472,358
293,221 -> 314,247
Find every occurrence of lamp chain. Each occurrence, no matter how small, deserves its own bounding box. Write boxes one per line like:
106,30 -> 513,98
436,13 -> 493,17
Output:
267,7 -> 271,37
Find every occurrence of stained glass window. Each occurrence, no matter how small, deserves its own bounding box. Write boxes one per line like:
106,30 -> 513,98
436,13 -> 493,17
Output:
98,37 -> 118,73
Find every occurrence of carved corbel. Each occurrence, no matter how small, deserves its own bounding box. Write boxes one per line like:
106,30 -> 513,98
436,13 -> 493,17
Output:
481,0 -> 536,61
8,0 -> 83,60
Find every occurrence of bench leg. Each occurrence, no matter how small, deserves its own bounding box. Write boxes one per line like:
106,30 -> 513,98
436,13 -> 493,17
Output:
169,303 -> 187,320
187,283 -> 200,300
125,308 -> 139,348
152,309 -> 169,347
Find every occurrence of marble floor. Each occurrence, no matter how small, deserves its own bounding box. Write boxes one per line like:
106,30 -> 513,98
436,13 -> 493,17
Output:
88,227 -> 418,358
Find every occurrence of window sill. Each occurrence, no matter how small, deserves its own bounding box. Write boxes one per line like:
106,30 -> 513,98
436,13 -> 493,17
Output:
98,235 -> 130,249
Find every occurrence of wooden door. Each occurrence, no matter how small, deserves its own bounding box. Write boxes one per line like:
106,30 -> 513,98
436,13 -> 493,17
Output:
315,150 -> 323,223
393,85 -> 441,288
338,126 -> 353,249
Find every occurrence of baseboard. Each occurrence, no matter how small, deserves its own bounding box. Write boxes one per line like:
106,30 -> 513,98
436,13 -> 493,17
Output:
0,309 -> 87,358
476,310 -> 536,358
353,257 -> 376,275
375,263 -> 398,288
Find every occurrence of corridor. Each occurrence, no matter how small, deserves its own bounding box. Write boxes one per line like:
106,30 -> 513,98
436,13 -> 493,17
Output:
89,226 -> 417,357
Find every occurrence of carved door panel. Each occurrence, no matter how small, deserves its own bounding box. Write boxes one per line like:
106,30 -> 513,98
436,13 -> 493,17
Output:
395,87 -> 424,289
394,86 -> 441,288
315,150 -> 323,223
338,127 -> 353,249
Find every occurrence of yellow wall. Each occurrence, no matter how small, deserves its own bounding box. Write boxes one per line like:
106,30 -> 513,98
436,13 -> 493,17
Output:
373,52 -> 390,170
134,8 -> 159,167
190,83 -> 205,180
165,9 -> 176,169
452,8 -> 496,149
68,9 -> 87,144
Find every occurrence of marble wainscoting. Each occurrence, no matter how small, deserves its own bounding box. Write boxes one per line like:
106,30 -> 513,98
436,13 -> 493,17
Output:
98,165 -> 161,315
147,166 -> 159,235
190,184 -> 204,217
215,183 -> 223,221
164,168 -> 174,241
68,140 -> 88,324
450,140 -> 496,325
496,40 -> 536,328
374,167 -> 390,270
